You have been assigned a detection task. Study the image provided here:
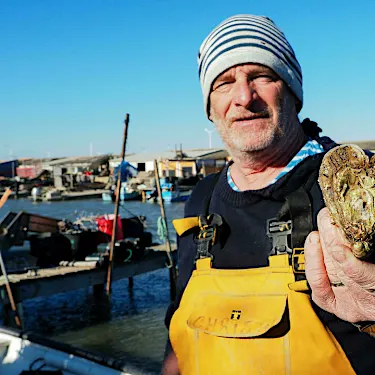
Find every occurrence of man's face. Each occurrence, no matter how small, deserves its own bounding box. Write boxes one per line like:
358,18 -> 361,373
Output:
209,64 -> 298,154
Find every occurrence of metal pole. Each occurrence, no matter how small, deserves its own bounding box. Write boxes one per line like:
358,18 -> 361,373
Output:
106,114 -> 130,295
153,160 -> 177,301
205,128 -> 213,149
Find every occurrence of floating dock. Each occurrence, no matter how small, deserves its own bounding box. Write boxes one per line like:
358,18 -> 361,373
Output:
0,243 -> 177,328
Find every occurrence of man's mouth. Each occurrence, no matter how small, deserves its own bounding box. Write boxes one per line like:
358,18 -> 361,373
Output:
232,113 -> 269,125
235,115 -> 268,121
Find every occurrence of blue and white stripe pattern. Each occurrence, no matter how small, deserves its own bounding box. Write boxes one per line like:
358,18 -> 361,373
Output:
227,139 -> 324,191
198,14 -> 303,117
227,167 -> 239,191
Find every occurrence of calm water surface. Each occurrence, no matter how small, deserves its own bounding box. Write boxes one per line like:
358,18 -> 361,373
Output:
0,198 -> 185,374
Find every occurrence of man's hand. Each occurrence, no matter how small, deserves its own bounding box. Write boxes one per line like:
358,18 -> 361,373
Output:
162,351 -> 179,375
304,207 -> 375,322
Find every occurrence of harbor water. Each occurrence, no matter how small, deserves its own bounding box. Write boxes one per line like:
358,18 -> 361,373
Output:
0,198 -> 185,374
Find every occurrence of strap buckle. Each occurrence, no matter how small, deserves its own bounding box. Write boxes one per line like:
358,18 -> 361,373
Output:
196,214 -> 222,260
266,218 -> 292,255
292,247 -> 305,274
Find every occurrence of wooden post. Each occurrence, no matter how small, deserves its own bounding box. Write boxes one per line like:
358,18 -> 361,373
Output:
93,283 -> 104,297
0,189 -> 22,328
106,114 -> 130,295
128,277 -> 134,289
0,249 -> 22,328
153,159 -> 177,301
92,284 -> 111,321
0,189 -> 12,208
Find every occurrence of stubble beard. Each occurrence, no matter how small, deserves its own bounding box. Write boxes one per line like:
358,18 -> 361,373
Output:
212,106 -> 286,156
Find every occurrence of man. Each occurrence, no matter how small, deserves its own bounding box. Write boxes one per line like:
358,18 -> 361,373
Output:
163,14 -> 375,374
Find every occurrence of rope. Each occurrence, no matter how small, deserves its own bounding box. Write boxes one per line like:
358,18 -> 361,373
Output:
119,202 -> 146,225
157,216 -> 168,242
156,216 -> 175,268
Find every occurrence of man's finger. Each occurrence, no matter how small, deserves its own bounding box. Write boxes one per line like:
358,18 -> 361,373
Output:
316,208 -> 352,282
162,352 -> 179,375
317,208 -> 349,249
304,231 -> 336,309
332,247 -> 375,291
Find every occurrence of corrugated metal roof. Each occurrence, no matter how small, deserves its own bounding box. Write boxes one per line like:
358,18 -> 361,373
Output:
196,150 -> 229,159
122,148 -> 228,163
48,154 -> 111,166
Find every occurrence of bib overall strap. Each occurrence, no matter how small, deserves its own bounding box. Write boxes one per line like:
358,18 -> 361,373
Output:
268,187 -> 313,275
196,214 -> 223,260
194,170 -> 224,261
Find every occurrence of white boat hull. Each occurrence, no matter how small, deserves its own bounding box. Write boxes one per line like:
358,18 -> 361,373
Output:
0,327 -> 137,375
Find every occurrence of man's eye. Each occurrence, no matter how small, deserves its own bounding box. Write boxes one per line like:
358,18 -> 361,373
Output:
213,81 -> 233,90
252,75 -> 275,83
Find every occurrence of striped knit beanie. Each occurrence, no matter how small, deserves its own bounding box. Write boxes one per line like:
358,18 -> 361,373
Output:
198,14 -> 303,116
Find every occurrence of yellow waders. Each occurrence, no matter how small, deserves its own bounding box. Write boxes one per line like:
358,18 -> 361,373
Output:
169,254 -> 356,375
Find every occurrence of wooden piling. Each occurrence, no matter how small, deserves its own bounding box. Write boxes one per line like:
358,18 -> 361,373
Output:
106,114 -> 130,296
92,283 -> 111,321
93,283 -> 104,297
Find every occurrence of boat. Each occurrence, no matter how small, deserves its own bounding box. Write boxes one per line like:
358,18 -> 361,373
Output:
0,326 -> 137,374
146,182 -> 191,203
29,187 -> 63,202
102,186 -> 140,202
102,162 -> 140,202
0,211 -> 156,375
44,189 -> 64,201
161,182 -> 191,202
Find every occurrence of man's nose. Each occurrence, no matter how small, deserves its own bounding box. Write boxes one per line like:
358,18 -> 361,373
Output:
232,80 -> 257,108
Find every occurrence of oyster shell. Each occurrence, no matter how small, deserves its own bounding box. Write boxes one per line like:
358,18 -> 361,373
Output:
318,144 -> 375,259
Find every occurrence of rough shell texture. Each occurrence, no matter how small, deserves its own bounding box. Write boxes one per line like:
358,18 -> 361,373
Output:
318,144 -> 375,259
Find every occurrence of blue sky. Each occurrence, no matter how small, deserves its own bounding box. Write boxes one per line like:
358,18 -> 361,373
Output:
1,0 -> 374,159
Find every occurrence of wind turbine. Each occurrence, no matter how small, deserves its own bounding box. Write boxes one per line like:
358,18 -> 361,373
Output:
204,128 -> 214,149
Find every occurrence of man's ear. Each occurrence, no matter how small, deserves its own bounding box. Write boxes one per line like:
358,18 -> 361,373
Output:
208,101 -> 213,122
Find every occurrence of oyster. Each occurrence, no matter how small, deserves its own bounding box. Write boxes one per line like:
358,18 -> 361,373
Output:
318,144 -> 375,259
